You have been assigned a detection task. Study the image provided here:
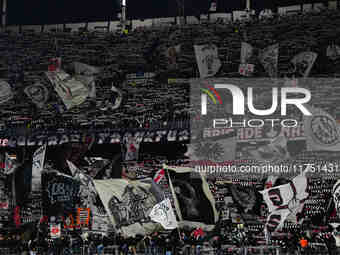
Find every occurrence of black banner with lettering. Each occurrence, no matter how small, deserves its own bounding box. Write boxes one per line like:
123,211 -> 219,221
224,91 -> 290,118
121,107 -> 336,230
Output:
42,171 -> 80,217
0,128 -> 190,148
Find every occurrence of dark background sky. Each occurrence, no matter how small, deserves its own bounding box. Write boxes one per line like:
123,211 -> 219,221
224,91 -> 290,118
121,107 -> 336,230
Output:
7,0 -> 328,25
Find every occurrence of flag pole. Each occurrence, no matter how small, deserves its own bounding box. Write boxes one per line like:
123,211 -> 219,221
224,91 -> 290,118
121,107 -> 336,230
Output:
246,0 -> 251,10
166,169 -> 182,241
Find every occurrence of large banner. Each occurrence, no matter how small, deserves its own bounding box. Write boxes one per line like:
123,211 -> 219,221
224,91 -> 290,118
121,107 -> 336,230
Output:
94,178 -> 163,236
0,128 -> 190,147
164,165 -> 218,230
187,126 -> 236,162
42,171 -> 80,217
74,169 -> 110,232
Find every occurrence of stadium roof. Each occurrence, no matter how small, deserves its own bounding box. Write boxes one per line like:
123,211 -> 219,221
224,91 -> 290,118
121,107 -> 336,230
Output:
7,0 -> 328,25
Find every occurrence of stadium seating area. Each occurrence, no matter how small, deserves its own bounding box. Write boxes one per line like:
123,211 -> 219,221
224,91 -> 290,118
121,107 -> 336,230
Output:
1,9 -> 340,131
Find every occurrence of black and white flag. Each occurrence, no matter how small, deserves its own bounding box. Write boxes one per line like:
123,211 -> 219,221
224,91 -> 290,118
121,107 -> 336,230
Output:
291,51 -> 317,78
0,81 -> 13,105
45,70 -> 89,110
260,173 -> 308,232
24,83 -> 49,108
194,44 -> 221,78
327,44 -> 340,61
94,178 -> 163,236
32,144 -> 46,191
149,198 -> 178,229
304,105 -> 340,151
258,44 -> 279,77
163,165 -> 218,231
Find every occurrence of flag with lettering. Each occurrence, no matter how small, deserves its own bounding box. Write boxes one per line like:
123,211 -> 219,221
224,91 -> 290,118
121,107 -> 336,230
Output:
260,173 -> 308,232
42,171 -> 80,216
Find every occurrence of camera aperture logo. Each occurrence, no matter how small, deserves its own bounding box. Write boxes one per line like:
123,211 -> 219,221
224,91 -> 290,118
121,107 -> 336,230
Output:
200,85 -> 223,114
201,84 -> 312,128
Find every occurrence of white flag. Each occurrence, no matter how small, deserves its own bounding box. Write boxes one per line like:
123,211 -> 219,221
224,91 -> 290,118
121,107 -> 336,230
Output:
150,198 -> 178,229
327,44 -> 340,61
260,183 -> 294,213
240,42 -> 253,64
0,81 -> 13,105
291,51 -> 317,78
261,173 -> 308,232
194,44 -> 221,78
258,44 -> 279,77
73,62 -> 100,76
32,144 -> 47,191
304,106 -> 340,151
260,173 -> 308,213
45,70 -> 89,110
